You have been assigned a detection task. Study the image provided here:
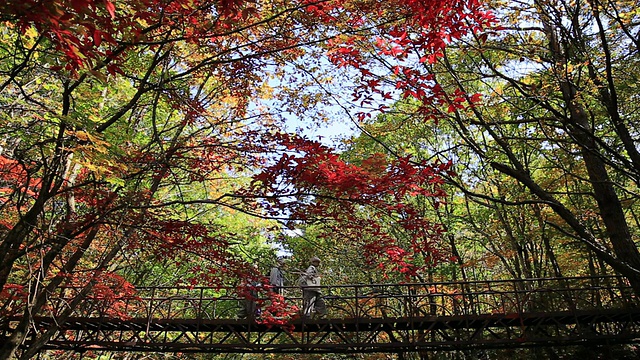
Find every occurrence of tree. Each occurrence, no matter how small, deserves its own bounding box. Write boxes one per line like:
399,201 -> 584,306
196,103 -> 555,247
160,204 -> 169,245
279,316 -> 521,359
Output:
439,0 -> 640,290
0,0 -> 496,357
332,0 -> 640,291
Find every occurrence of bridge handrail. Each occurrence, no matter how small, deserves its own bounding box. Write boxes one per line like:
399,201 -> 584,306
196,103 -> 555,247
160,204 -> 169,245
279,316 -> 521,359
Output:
50,274 -> 624,291
7,275 -> 633,321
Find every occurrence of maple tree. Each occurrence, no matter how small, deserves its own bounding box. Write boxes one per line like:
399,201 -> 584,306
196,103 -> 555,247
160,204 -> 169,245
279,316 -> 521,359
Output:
345,105 -> 585,284
336,0 -> 640,296
0,0 -> 497,357
245,133 -> 455,277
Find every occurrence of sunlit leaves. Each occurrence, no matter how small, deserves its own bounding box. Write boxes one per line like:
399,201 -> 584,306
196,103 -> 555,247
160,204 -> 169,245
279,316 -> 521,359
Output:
0,0 -> 501,354
246,133 -> 451,277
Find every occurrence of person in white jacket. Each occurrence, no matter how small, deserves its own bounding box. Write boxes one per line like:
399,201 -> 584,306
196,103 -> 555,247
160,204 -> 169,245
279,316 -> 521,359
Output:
301,256 -> 326,319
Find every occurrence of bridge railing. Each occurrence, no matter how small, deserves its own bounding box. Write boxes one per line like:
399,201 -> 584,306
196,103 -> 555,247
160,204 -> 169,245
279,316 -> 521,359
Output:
40,275 -> 637,322
317,275 -> 636,319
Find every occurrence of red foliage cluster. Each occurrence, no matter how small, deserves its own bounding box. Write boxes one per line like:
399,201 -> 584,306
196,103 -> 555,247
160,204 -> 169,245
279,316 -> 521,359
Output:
0,0 -> 255,73
247,133 -> 454,276
323,0 -> 497,120
233,271 -> 299,328
0,155 -> 40,207
82,273 -> 140,319
257,291 -> 299,330
0,284 -> 28,318
1,0 -> 128,72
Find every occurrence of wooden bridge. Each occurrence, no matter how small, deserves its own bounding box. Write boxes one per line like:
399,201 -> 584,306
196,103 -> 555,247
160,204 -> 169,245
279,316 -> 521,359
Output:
2,276 -> 640,354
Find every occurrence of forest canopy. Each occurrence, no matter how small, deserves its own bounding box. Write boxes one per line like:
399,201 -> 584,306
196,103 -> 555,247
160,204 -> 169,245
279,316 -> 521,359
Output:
1,0 -> 639,358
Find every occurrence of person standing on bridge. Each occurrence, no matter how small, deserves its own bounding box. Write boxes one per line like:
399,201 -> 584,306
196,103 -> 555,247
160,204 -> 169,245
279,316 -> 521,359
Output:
269,257 -> 286,295
301,256 -> 326,319
237,264 -> 261,320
